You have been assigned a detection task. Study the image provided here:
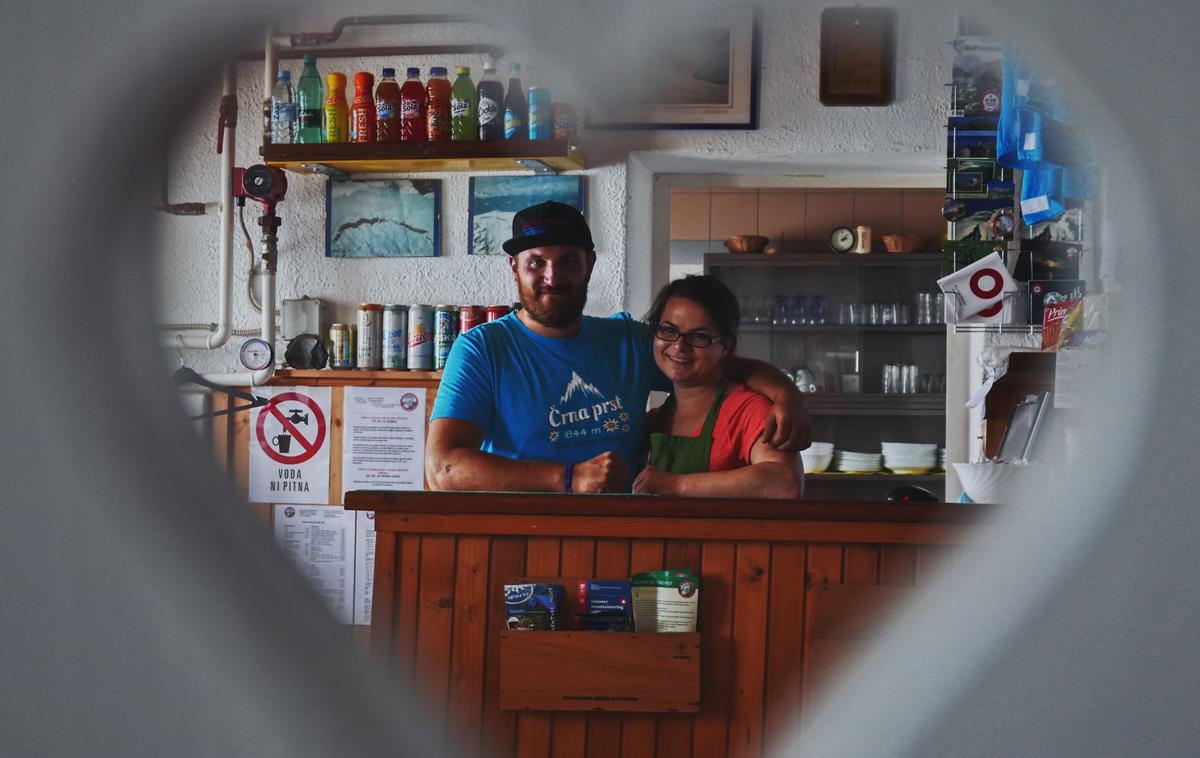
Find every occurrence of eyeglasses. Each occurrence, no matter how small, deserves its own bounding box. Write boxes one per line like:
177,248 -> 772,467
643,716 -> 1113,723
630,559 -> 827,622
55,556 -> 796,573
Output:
654,323 -> 723,348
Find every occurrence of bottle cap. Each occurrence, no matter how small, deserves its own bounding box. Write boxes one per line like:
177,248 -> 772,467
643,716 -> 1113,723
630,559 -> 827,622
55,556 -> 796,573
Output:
456,66 -> 470,75
483,62 -> 497,73
354,71 -> 374,90
326,72 -> 346,89
277,70 -> 291,81
508,62 -> 521,74
407,67 -> 420,78
382,67 -> 396,78
430,66 -> 448,76
303,53 -> 316,65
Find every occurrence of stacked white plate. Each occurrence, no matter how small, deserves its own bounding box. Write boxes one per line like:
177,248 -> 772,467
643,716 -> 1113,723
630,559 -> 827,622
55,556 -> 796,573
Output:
833,450 -> 883,473
937,448 -> 947,471
881,442 -> 938,474
801,441 -> 835,473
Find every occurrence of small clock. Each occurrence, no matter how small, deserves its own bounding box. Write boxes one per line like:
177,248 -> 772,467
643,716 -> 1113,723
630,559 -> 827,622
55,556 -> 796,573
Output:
828,226 -> 857,253
239,338 -> 274,371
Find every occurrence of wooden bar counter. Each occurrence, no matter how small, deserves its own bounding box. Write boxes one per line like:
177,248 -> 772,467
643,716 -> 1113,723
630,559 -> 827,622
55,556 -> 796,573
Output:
345,491 -> 989,758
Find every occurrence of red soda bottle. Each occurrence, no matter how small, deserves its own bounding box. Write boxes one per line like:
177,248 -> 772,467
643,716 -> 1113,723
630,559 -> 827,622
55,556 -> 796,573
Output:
375,68 -> 401,143
425,66 -> 451,142
399,67 -> 426,142
351,71 -> 375,143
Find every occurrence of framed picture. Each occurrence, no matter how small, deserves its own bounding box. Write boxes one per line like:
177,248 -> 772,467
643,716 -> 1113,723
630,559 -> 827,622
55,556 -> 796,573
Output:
325,179 -> 441,258
819,7 -> 895,106
997,392 -> 1051,463
583,6 -> 759,129
468,176 -> 586,256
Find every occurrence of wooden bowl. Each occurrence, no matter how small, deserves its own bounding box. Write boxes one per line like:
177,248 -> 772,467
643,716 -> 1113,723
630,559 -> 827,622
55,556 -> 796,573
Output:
882,234 -> 926,253
724,235 -> 770,254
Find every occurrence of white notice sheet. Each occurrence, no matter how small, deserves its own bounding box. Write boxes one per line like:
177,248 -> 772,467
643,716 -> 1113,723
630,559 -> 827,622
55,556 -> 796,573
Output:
341,386 -> 426,502
353,511 -> 377,626
273,505 -> 355,624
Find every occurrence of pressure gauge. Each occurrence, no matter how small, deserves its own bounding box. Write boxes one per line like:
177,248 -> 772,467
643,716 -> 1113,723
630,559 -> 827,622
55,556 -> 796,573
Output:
239,338 -> 274,371
828,226 -> 857,253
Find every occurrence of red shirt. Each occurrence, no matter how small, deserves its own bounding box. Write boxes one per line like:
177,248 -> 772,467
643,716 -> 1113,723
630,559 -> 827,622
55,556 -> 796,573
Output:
648,382 -> 772,472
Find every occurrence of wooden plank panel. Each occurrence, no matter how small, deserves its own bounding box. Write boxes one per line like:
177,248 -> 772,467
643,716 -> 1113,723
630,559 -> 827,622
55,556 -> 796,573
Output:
727,542 -> 770,758
482,537 -> 527,758
692,542 -> 736,758
233,394 -> 250,495
757,190 -> 806,245
670,189 -> 712,241
516,537 -> 562,758
710,191 -> 760,240
588,539 -> 632,758
915,544 -> 953,584
622,539 -> 665,758
656,541 -> 702,758
763,544 -> 806,757
800,544 -> 843,723
843,544 -> 880,585
394,535 -> 422,684
447,536 -> 490,757
879,544 -> 917,586
851,190 -> 904,253
414,535 -> 457,741
551,539 -> 596,758
210,392 -> 230,473
378,513 -> 973,545
369,529 -> 397,660
328,386 -> 344,505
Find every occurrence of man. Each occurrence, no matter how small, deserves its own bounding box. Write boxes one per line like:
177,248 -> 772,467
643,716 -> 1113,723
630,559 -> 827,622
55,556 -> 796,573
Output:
426,201 -> 809,493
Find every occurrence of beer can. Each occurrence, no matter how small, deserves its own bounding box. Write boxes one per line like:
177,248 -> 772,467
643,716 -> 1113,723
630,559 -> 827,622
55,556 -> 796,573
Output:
552,103 -> 576,141
407,304 -> 435,371
329,323 -> 354,369
485,304 -> 511,322
357,303 -> 383,369
459,305 -> 484,334
528,87 -> 551,140
434,305 -> 458,370
382,305 -> 408,370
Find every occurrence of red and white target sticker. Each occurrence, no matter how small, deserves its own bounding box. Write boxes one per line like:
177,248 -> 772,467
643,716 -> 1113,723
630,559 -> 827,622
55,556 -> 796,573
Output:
248,386 -> 332,505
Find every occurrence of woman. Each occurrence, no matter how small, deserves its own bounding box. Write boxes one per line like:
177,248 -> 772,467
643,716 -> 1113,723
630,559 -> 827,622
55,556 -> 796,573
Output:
633,275 -> 804,499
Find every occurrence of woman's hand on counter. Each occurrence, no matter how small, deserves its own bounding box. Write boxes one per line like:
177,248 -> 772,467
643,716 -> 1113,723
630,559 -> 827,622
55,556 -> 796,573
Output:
632,464 -> 678,496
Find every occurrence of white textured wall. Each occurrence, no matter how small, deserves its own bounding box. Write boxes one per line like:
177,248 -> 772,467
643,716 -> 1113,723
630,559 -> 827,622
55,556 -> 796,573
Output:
156,1 -> 953,374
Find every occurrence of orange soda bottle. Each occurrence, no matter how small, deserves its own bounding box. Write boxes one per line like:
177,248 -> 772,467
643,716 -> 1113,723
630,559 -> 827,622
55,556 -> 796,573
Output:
351,71 -> 375,143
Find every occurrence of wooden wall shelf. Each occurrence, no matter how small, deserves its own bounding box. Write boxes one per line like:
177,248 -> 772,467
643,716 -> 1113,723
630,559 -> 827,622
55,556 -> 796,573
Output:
500,632 -> 700,713
705,252 -> 942,268
261,139 -> 585,175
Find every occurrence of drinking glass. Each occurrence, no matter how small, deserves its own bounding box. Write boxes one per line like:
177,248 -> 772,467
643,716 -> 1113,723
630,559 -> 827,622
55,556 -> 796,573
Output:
882,364 -> 901,394
917,292 -> 933,325
881,303 -> 897,325
867,302 -> 882,325
902,364 -> 919,394
809,294 -> 828,325
790,295 -> 807,325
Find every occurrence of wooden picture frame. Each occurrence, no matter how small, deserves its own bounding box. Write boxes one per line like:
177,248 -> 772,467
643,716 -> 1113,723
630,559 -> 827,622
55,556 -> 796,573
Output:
820,7 -> 895,106
584,6 -> 759,130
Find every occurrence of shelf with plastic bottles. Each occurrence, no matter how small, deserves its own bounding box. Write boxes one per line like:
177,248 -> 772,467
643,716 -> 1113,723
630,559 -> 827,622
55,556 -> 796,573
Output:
261,138 -> 584,176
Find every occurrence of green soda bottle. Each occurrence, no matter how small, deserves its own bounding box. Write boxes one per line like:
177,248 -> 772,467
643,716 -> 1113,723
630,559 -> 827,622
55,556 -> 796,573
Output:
450,66 -> 478,141
295,53 -> 324,144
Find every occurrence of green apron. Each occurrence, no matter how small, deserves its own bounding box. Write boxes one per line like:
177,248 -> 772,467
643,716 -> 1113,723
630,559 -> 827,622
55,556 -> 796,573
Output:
648,383 -> 728,475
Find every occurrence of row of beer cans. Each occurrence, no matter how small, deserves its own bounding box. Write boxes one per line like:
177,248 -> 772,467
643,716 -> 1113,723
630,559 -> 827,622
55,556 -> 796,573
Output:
330,303 -> 514,371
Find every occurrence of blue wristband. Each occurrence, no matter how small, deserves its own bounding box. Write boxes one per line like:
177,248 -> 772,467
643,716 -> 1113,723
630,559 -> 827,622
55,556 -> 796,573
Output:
563,463 -> 574,493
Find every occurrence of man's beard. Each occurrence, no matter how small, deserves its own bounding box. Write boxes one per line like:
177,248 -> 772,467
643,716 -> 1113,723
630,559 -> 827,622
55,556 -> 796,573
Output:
518,281 -> 588,328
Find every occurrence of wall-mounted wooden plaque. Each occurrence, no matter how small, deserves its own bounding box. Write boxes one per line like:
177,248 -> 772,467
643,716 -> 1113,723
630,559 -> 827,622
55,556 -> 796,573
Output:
820,7 -> 896,106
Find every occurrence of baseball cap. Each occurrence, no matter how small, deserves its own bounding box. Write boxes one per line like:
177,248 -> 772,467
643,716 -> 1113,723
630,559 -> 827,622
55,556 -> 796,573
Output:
502,201 -> 594,256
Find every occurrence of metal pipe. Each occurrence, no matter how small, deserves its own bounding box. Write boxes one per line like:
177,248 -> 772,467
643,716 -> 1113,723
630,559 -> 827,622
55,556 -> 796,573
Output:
157,150 -> 217,215
281,14 -> 479,47
172,58 -> 236,350
263,24 -> 277,146
236,43 -> 504,62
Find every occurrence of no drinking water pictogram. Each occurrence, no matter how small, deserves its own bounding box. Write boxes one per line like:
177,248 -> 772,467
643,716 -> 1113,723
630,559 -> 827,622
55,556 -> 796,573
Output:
255,391 -> 327,465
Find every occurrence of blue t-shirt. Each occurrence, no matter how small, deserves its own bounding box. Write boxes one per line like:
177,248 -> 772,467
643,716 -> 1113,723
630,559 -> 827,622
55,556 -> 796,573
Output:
431,312 -> 670,487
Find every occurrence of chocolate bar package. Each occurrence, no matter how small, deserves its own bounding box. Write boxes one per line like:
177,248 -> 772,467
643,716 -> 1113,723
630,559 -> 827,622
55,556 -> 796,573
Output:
575,579 -> 633,632
1030,279 -> 1085,328
504,583 -> 564,631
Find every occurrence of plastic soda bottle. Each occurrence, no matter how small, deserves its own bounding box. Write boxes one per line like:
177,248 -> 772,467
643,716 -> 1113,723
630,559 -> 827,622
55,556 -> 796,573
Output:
374,68 -> 401,143
503,63 -> 527,140
323,72 -> 349,143
399,67 -> 425,142
425,67 -> 451,142
528,86 -> 551,140
477,62 -> 504,141
270,71 -> 295,144
450,66 -> 478,141
350,71 -> 376,143
295,54 -> 324,144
